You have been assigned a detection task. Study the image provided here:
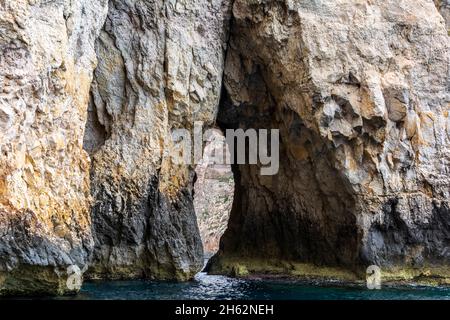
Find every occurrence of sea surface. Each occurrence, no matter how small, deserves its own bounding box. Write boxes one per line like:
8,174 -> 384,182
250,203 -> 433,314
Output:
59,272 -> 450,300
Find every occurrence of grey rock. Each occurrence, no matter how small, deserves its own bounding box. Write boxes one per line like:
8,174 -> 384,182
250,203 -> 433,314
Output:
84,0 -> 233,280
1,0 -> 449,296
0,0 -> 108,295
208,0 -> 450,283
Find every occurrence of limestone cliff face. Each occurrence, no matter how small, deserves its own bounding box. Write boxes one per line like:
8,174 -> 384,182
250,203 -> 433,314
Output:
0,0 -> 108,294
1,0 -> 449,296
209,0 -> 450,283
84,0 -> 232,280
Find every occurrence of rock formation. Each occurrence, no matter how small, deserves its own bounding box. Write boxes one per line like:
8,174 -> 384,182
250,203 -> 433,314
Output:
84,0 -> 232,280
194,130 -> 233,255
208,0 -> 450,283
0,0 -> 449,296
435,0 -> 450,32
0,0 -> 108,295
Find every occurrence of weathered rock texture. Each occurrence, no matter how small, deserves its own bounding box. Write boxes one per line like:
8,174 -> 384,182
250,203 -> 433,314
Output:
84,0 -> 232,280
0,0 -> 108,294
194,130 -> 233,255
208,0 -> 450,283
435,0 -> 450,32
1,0 -> 449,296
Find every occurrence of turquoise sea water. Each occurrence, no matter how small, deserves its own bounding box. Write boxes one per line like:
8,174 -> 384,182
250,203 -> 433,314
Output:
61,272 -> 450,300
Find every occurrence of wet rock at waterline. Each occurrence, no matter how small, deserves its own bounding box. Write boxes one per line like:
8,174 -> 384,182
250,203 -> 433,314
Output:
208,0 -> 450,283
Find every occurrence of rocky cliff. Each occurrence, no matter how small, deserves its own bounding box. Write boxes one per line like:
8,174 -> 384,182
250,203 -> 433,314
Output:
0,0 -> 449,295
83,0 -> 232,280
208,0 -> 450,283
0,0 -> 108,294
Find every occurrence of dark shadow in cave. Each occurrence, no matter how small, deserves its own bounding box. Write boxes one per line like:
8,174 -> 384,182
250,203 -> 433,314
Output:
205,76 -> 362,275
194,129 -> 235,260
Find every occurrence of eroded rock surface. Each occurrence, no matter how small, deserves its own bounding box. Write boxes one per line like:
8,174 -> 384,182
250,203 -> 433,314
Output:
0,0 -> 108,294
209,0 -> 450,283
84,0 -> 232,280
1,0 -> 449,296
435,0 -> 450,32
194,130 -> 233,255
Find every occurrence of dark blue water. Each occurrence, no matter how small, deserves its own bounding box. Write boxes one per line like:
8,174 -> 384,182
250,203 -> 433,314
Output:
64,272 -> 450,300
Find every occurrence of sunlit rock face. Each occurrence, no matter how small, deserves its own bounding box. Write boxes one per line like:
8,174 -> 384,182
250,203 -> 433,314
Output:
209,0 -> 450,283
84,0 -> 232,280
0,0 -> 108,295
